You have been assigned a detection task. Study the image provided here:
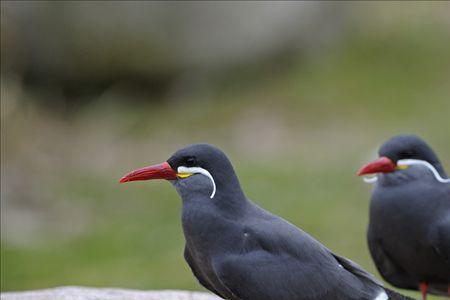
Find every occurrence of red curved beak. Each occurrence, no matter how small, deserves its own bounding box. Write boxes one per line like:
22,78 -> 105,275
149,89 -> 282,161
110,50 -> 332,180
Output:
119,162 -> 177,183
357,156 -> 396,176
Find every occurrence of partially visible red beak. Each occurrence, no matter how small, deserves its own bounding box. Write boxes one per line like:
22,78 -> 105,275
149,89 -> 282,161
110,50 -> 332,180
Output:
119,162 -> 177,183
357,156 -> 396,176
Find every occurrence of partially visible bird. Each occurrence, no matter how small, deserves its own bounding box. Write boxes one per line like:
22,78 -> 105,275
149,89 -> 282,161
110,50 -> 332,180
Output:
121,143 -> 412,300
358,135 -> 450,299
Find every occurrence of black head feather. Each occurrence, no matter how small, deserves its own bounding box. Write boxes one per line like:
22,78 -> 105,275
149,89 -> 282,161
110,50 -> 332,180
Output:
379,135 -> 446,177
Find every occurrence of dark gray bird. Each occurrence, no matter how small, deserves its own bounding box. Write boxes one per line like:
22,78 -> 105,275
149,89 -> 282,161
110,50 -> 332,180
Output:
121,143 -> 411,300
358,135 -> 450,299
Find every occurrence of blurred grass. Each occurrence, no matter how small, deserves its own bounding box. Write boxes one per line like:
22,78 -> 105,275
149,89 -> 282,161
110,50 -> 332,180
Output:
2,19 -> 450,300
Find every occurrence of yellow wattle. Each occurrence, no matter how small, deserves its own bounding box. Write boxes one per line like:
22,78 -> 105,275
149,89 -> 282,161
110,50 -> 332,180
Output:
177,173 -> 193,178
396,165 -> 409,170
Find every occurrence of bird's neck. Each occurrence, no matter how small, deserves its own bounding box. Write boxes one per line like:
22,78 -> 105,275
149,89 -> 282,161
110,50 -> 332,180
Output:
183,186 -> 248,212
213,189 -> 249,216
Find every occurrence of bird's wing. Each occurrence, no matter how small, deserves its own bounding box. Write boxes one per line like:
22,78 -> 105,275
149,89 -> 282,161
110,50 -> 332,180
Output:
184,247 -> 227,299
213,251 -> 357,300
367,230 -> 417,290
212,218 -> 382,300
330,253 -> 383,286
430,215 -> 450,264
330,253 -> 416,300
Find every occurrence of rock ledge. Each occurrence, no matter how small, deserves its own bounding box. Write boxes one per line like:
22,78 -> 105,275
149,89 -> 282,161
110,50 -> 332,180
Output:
1,286 -> 221,300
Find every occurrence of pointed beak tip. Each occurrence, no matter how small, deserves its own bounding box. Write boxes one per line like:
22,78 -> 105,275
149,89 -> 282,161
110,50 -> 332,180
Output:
357,156 -> 396,176
356,168 -> 367,176
118,162 -> 177,184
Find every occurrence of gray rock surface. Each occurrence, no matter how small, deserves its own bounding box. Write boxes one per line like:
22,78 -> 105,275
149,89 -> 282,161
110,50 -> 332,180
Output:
1,286 -> 221,300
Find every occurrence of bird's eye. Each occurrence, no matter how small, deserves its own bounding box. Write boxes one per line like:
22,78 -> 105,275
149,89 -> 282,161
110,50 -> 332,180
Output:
402,150 -> 414,157
186,157 -> 197,167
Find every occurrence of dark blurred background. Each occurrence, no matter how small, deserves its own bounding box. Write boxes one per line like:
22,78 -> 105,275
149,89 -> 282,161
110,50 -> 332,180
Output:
1,2 -> 449,299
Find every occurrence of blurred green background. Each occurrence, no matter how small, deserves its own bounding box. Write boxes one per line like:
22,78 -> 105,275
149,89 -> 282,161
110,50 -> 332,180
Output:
1,2 -> 449,299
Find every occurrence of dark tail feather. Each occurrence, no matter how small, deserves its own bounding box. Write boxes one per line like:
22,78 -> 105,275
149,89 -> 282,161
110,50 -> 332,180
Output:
385,288 -> 416,300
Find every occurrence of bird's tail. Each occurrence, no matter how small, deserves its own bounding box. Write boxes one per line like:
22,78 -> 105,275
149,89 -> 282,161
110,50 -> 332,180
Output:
385,288 -> 415,300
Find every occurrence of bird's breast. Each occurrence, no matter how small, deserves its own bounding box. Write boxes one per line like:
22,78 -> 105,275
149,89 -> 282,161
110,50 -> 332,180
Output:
369,183 -> 450,279
181,203 -> 246,254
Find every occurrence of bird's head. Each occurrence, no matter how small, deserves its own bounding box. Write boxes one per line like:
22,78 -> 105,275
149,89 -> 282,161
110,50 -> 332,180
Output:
357,135 -> 447,180
120,143 -> 241,199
